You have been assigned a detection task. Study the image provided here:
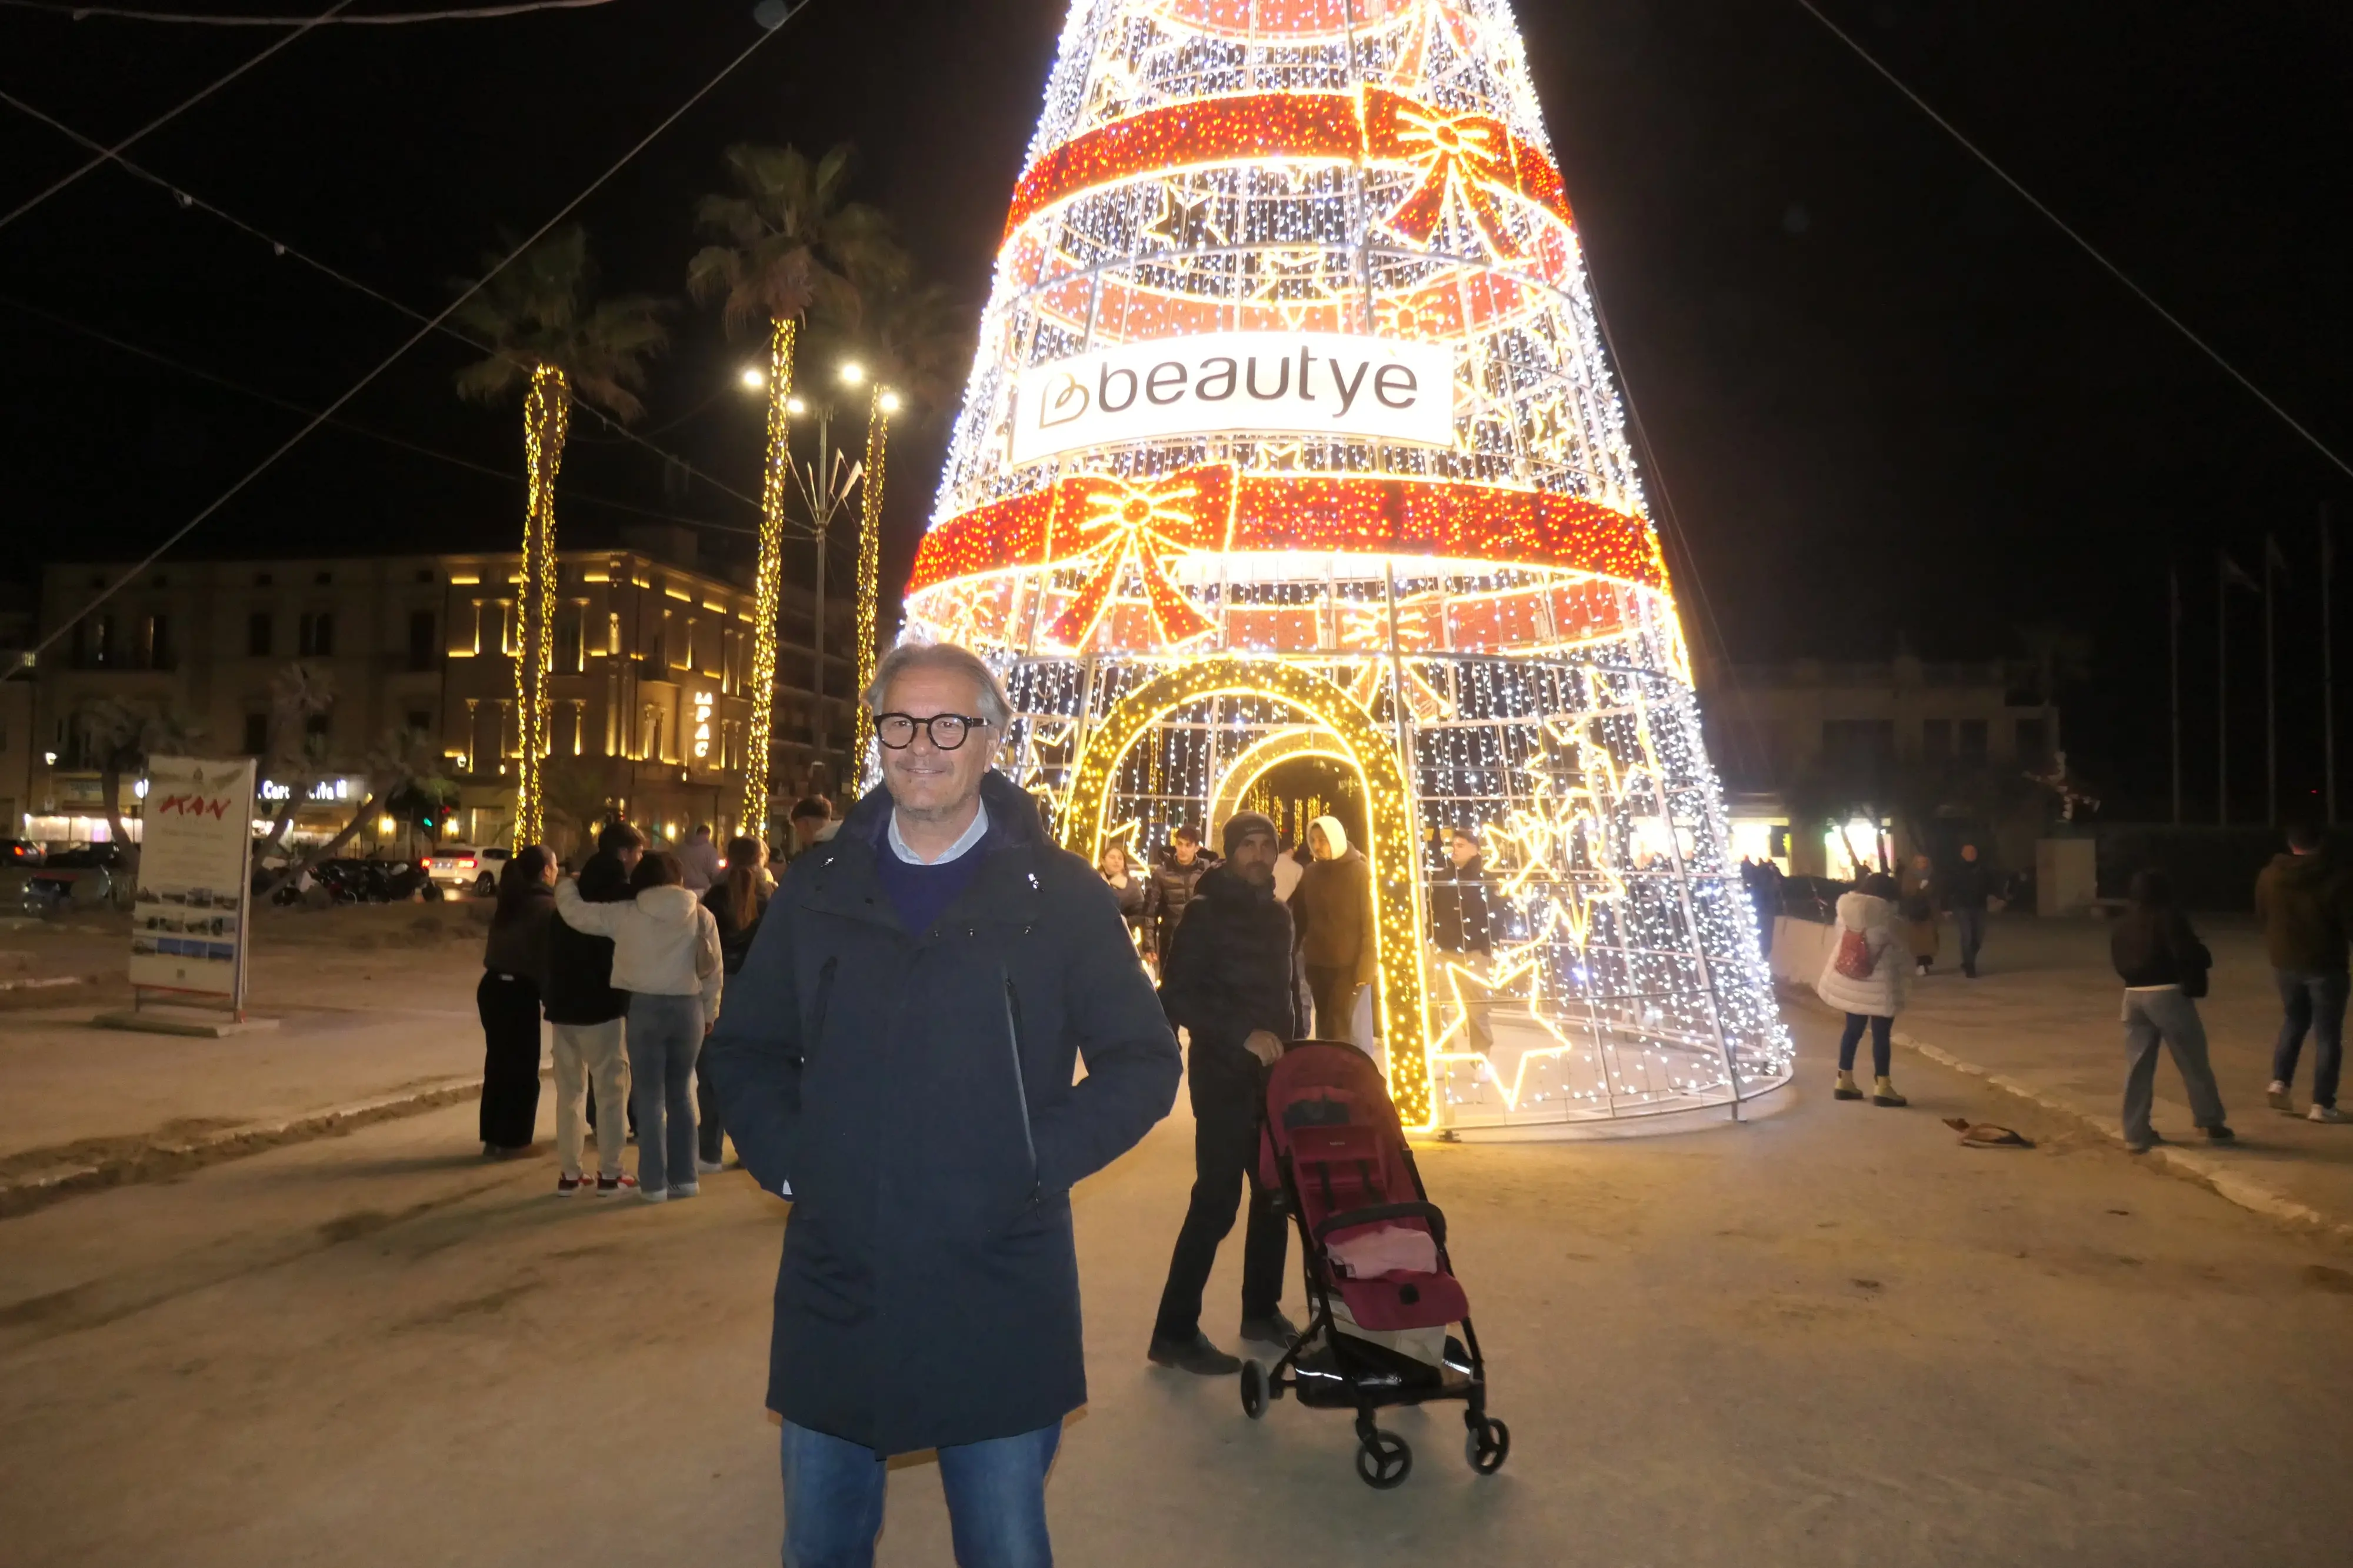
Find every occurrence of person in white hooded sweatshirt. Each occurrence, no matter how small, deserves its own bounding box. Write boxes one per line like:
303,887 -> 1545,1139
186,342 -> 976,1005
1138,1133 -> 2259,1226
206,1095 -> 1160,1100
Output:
1815,870 -> 1910,1107
556,850 -> 724,1200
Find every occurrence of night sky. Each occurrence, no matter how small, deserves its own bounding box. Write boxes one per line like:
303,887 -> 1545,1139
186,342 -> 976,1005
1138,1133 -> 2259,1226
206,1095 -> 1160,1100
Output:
2,0 -> 2347,820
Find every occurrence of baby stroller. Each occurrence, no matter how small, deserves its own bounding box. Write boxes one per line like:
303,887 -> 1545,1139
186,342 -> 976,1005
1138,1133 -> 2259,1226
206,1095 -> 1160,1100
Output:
1239,1040 -> 1508,1488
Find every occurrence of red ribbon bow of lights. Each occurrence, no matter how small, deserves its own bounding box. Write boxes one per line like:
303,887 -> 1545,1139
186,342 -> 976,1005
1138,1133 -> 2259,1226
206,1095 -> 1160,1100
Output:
1369,93 -> 1524,258
1044,468 -> 1233,648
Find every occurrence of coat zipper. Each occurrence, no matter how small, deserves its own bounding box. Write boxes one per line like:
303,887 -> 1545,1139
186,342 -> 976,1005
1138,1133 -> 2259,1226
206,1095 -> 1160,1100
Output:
1001,969 -> 1038,1186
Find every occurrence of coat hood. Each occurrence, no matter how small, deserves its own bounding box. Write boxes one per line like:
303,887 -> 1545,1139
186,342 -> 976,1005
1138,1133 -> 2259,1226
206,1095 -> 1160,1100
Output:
1310,814 -> 1349,859
1835,890 -> 1894,931
634,883 -> 705,924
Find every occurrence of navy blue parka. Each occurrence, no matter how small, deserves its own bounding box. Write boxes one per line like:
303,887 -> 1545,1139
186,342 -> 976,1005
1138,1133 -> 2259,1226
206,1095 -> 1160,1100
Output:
703,771 -> 1181,1455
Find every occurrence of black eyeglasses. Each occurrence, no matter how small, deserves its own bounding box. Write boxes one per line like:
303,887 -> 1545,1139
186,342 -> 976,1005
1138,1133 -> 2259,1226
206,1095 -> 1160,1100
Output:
874,712 -> 993,751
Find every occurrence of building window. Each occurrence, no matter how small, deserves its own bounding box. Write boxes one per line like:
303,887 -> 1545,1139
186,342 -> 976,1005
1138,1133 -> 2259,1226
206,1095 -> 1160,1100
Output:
92,613 -> 116,667
253,572 -> 272,586
242,712 -> 269,755
2016,718 -> 2048,765
1922,718 -> 1952,763
407,609 -> 436,672
144,614 -> 171,670
315,571 -> 332,585
556,601 -> 586,673
405,708 -> 432,736
298,611 -> 335,658
415,568 -> 435,584
1821,719 -> 1896,774
305,710 -> 331,745
606,610 -> 622,658
1958,719 -> 1989,764
248,611 -> 273,658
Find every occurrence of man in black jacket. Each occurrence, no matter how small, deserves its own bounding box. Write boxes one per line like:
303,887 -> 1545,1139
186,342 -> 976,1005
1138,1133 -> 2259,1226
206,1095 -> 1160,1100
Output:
1149,824 -> 1218,956
1427,826 -> 1497,1053
704,642 -> 1179,1566
1947,842 -> 1994,978
1148,810 -> 1303,1374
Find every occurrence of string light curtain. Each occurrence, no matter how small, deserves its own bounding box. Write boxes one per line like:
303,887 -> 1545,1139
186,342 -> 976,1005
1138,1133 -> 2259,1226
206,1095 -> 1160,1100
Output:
899,0 -> 1791,1133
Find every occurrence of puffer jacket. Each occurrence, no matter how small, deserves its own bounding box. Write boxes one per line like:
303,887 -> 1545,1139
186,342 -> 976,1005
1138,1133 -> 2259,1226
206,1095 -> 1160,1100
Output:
1149,843 -> 1218,954
1159,863 -> 1301,1059
1815,891 -> 1908,1018
553,879 -> 723,1019
2254,849 -> 2353,972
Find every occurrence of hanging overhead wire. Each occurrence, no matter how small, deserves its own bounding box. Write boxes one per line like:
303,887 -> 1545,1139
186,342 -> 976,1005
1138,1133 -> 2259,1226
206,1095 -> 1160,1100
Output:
0,291 -> 754,535
1794,0 -> 2353,484
0,84 -> 763,511
7,0 -> 815,676
0,0 -> 614,21
0,0 -> 352,234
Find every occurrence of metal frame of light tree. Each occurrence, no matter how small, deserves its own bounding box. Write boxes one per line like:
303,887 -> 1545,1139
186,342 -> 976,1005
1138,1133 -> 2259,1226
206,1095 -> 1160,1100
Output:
513,363 -> 568,848
896,0 -> 1791,1129
739,319 -> 799,838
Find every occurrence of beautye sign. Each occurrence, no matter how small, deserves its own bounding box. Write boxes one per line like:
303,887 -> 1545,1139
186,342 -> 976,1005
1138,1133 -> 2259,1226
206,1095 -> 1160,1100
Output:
1009,332 -> 1454,465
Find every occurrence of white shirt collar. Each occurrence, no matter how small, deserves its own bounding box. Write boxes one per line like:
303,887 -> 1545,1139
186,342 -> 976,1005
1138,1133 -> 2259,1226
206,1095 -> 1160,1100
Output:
888,798 -> 990,866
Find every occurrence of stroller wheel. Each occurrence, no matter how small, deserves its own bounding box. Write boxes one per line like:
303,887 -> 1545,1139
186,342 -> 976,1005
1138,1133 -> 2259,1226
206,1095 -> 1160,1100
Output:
1239,1359 -> 1270,1421
1354,1429 -> 1412,1489
1465,1416 -> 1510,1474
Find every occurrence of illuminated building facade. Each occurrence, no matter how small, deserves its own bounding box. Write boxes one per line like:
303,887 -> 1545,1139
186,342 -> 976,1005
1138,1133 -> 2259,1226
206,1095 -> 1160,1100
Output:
901,0 -> 1791,1132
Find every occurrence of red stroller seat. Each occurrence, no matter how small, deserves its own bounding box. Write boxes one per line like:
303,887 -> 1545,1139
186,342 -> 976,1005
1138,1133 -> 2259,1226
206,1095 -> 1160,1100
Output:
1244,1041 -> 1506,1488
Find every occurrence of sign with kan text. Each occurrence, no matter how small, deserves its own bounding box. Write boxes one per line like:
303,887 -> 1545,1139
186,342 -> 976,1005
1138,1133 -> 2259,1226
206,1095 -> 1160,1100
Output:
1008,332 -> 1455,466
129,755 -> 258,1003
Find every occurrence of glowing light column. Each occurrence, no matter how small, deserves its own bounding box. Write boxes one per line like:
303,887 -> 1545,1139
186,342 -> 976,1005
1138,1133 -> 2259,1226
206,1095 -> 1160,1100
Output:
514,362 -> 568,848
740,319 -> 798,836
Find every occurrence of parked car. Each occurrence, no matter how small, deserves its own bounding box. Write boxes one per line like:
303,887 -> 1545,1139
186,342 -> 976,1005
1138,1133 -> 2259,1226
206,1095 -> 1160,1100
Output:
425,844 -> 509,897
28,843 -> 131,909
2,839 -> 44,868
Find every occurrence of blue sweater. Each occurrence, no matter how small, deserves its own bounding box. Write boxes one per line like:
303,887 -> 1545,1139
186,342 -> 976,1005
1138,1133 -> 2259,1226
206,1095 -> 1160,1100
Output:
872,843 -> 989,938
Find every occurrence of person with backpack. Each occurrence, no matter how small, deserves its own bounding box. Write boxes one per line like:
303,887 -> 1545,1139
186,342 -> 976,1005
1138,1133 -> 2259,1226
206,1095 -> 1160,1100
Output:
696,835 -> 771,1173
2111,868 -> 2233,1152
555,850 -> 724,1202
476,846 -> 555,1157
1815,871 -> 1910,1106
545,835 -> 638,1195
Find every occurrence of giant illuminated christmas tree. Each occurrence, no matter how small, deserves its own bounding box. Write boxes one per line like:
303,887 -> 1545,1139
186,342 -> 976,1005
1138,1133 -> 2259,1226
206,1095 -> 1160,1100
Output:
902,0 -> 1792,1132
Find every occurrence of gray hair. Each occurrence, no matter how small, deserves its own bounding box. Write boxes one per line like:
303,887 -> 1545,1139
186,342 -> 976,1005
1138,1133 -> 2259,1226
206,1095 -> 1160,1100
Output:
863,640 -> 1014,730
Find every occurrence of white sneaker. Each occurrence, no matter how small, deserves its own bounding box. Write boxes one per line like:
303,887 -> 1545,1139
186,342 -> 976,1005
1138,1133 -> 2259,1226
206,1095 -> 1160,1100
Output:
638,1186 -> 668,1203
695,1157 -> 725,1174
2309,1105 -> 2347,1124
671,1181 -> 700,1199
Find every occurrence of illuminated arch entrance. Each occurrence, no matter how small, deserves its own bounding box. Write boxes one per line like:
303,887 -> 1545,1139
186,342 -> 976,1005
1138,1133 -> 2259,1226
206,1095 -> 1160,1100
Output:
1059,656 -> 1434,1128
1207,728 -> 1357,835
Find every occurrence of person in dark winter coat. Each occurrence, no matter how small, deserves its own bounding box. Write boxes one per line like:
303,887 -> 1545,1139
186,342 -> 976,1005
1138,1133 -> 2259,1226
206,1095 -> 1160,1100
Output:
1427,826 -> 1497,1052
477,846 -> 555,1156
2255,822 -> 2353,1120
1297,815 -> 1376,1045
696,836 -> 771,1170
2111,868 -> 2232,1152
1148,811 -> 1302,1376
1946,843 -> 1995,977
704,642 -> 1179,1567
1149,825 -> 1218,955
545,845 -> 636,1195
1099,842 -> 1159,959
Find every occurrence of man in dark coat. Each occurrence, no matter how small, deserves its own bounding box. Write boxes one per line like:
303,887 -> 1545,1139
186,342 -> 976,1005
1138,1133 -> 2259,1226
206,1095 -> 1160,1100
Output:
2256,821 -> 2353,1120
1149,824 -> 1218,956
1148,810 -> 1302,1374
1427,826 -> 1497,1053
704,642 -> 1179,1566
1946,842 -> 1994,978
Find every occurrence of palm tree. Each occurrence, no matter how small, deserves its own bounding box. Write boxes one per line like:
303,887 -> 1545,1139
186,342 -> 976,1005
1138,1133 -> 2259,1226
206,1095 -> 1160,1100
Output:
82,698 -> 202,858
454,223 -> 668,848
688,142 -> 899,834
254,661 -> 335,861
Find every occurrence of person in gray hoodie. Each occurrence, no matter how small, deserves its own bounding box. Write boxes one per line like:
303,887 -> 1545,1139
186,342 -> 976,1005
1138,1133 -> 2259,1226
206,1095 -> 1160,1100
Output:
556,850 -> 723,1201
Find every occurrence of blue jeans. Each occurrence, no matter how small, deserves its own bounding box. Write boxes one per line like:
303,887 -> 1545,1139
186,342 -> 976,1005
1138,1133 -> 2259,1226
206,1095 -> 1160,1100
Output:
780,1418 -> 1059,1567
1953,907 -> 1986,974
626,993 -> 702,1193
2123,987 -> 2228,1145
2272,969 -> 2349,1109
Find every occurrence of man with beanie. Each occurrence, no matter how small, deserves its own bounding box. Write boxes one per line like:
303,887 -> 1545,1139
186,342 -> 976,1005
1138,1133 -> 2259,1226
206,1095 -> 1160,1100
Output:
1148,811 -> 1304,1375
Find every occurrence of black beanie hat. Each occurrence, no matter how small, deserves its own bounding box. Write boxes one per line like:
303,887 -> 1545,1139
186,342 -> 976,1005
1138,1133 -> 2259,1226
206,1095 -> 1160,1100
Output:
1222,812 -> 1277,857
